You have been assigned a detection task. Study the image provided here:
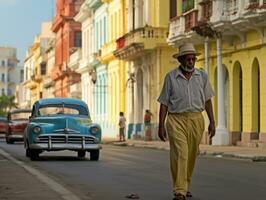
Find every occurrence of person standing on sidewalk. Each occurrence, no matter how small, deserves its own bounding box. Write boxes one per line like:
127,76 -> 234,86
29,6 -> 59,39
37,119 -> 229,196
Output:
144,109 -> 153,141
118,112 -> 126,142
157,43 -> 216,200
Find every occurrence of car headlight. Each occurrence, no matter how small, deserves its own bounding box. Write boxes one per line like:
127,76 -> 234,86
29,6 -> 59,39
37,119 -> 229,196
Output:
33,126 -> 41,134
90,127 -> 99,135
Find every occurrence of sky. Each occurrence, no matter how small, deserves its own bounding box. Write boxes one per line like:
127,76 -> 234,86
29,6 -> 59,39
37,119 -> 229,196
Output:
0,0 -> 55,65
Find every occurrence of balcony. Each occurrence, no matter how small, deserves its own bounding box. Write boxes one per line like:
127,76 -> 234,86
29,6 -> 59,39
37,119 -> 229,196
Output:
114,26 -> 168,60
204,1 -> 266,42
99,41 -> 116,63
184,10 -> 199,32
26,80 -> 38,90
69,47 -> 82,71
43,76 -> 54,88
192,0 -> 216,38
30,74 -> 42,83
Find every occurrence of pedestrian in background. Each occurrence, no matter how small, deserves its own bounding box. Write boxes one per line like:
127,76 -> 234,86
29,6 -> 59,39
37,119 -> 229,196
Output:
118,112 -> 126,142
144,109 -> 152,141
157,43 -> 216,200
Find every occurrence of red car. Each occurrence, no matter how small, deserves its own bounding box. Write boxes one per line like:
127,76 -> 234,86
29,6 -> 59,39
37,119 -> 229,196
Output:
5,109 -> 32,144
0,116 -> 8,135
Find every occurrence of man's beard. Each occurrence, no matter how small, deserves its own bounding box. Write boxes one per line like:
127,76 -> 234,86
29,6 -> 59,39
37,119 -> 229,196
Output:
180,64 -> 195,73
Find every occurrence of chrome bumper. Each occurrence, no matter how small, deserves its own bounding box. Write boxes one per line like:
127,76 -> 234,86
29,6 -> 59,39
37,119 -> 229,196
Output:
7,134 -> 24,140
29,143 -> 101,151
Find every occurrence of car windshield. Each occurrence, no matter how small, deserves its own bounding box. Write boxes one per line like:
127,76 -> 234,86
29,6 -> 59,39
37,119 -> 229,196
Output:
38,104 -> 88,117
10,112 -> 31,121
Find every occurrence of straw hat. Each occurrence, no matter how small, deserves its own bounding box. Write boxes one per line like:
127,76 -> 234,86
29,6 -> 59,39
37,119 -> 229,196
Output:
172,43 -> 200,59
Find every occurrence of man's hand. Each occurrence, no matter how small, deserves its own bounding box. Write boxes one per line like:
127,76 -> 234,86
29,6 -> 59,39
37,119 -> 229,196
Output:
158,125 -> 167,142
208,122 -> 215,138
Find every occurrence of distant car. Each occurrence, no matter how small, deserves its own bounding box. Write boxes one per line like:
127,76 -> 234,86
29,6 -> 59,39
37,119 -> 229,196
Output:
5,109 -> 32,144
0,116 -> 8,135
24,98 -> 102,161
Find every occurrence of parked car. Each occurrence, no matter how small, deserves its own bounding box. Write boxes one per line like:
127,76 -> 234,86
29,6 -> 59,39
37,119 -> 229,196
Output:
5,109 -> 32,144
24,98 -> 102,161
0,116 -> 8,135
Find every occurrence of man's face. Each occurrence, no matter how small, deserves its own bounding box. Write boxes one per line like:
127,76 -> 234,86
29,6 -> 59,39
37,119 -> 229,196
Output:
180,54 -> 197,72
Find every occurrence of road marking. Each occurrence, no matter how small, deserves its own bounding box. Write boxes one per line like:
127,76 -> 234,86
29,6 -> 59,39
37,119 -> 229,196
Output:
0,149 -> 86,200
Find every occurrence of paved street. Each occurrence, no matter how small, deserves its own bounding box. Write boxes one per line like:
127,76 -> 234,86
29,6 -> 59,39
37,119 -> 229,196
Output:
1,139 -> 266,200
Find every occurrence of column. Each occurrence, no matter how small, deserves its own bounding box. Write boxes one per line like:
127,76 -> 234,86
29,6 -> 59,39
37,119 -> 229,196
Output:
212,34 -> 229,145
144,0 -> 151,25
204,37 -> 210,144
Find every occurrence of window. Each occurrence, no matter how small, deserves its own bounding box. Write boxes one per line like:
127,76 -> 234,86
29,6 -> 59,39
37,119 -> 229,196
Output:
1,60 -> 5,66
1,74 -> 5,82
182,0 -> 194,13
170,0 -> 177,19
7,89 -> 12,96
74,31 -> 82,47
8,60 -> 15,67
20,70 -> 24,82
41,63 -> 46,75
1,88 -> 5,95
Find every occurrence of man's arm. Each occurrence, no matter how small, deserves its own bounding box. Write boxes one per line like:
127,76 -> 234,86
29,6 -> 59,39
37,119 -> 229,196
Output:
205,99 -> 215,138
158,104 -> 168,141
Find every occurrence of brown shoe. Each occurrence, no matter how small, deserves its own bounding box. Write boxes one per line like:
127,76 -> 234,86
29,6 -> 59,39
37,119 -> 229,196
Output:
173,193 -> 186,200
186,191 -> 192,197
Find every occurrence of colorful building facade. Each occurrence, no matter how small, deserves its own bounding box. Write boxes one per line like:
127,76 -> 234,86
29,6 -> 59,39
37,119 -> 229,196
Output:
114,0 -> 176,138
51,0 -> 84,97
168,0 -> 266,146
99,0 -> 126,138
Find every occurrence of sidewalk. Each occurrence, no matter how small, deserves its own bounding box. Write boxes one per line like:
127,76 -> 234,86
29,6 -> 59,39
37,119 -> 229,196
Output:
0,152 -> 64,200
104,139 -> 266,162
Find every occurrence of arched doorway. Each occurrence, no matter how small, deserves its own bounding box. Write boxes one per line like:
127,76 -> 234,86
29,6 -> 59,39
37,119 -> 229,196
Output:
232,61 -> 243,145
251,58 -> 260,139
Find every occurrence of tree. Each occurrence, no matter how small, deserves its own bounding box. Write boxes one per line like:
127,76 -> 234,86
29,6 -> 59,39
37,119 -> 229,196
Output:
0,95 -> 17,116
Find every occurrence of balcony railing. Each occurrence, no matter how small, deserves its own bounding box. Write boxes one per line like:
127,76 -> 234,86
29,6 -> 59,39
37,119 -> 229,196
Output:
184,10 -> 198,32
43,76 -> 54,88
168,16 -> 185,42
69,48 -> 82,70
199,0 -> 212,21
116,26 -> 168,51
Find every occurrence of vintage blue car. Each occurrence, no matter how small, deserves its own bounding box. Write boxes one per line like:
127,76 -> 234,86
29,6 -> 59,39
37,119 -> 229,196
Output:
24,98 -> 102,161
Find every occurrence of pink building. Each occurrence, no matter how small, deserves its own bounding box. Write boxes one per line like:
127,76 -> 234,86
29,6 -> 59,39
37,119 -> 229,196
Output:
51,0 -> 84,97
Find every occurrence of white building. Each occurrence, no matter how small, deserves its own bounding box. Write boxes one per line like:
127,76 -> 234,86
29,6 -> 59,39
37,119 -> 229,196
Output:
0,47 -> 23,97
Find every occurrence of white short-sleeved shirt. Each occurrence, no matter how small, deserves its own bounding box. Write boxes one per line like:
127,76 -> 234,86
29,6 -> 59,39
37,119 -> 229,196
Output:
119,116 -> 126,128
157,67 -> 214,113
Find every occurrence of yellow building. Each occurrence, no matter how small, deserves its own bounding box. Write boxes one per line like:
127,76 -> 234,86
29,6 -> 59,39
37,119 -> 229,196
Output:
25,36 -> 42,107
100,0 -> 127,137
114,0 -> 177,138
24,22 -> 54,107
168,0 -> 266,146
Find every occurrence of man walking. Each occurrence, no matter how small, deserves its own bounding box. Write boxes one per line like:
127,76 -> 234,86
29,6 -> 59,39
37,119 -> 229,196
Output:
157,43 -> 216,200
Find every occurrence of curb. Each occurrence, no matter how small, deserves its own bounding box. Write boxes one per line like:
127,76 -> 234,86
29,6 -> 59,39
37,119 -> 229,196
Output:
105,141 -> 266,162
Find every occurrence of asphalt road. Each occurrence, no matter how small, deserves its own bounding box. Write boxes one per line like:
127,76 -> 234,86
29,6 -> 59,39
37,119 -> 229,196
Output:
0,139 -> 266,200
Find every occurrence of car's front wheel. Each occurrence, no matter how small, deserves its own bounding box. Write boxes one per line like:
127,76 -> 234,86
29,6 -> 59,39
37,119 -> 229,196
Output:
90,150 -> 99,161
29,149 -> 40,161
77,150 -> 86,158
5,135 -> 14,144
26,148 -> 30,157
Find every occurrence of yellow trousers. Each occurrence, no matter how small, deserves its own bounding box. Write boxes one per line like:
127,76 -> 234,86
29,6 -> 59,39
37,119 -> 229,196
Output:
166,112 -> 205,196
